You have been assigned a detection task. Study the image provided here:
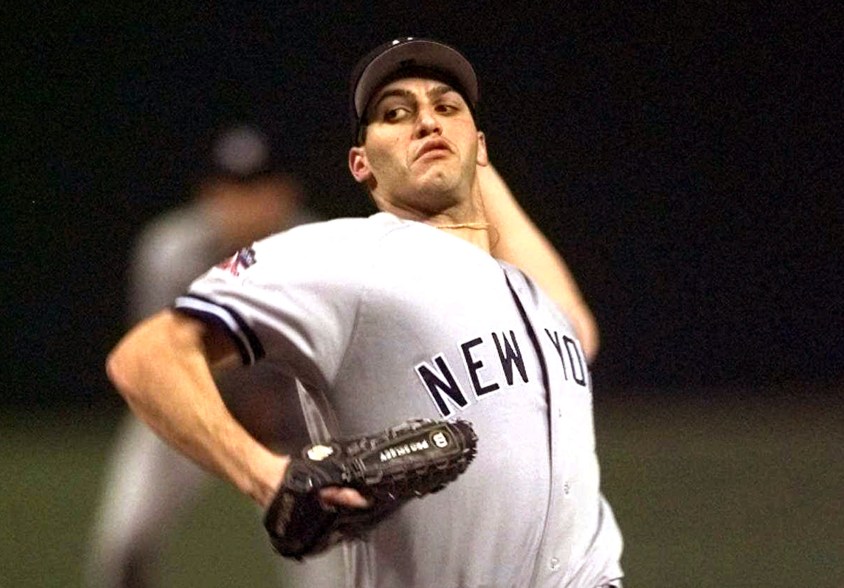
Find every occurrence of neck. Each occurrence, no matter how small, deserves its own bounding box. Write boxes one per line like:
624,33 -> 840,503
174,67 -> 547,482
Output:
427,179 -> 491,251
430,220 -> 492,252
374,179 -> 492,251
377,204 -> 493,252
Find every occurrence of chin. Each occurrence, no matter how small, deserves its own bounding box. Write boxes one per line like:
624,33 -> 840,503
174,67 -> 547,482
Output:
418,168 -> 460,191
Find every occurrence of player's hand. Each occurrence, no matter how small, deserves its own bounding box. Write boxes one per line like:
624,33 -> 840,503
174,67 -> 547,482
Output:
319,486 -> 372,509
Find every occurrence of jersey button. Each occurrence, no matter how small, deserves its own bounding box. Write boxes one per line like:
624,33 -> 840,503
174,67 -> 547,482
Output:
549,557 -> 561,572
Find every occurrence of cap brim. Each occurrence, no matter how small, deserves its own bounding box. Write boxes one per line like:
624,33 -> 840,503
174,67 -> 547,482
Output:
353,39 -> 478,119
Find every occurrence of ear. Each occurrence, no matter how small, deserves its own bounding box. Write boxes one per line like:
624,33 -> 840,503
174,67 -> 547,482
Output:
475,131 -> 489,167
348,146 -> 372,183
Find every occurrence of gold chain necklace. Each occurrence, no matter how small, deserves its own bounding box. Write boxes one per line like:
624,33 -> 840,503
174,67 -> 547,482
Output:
434,222 -> 491,230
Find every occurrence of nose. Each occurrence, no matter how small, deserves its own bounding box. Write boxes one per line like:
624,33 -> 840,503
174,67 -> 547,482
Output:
414,105 -> 442,139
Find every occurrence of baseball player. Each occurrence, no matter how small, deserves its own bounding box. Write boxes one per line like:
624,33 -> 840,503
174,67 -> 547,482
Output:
86,124 -> 346,588
104,38 -> 622,588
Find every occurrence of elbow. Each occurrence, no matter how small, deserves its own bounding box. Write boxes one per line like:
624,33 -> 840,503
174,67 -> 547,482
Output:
105,346 -> 127,399
105,339 -> 140,403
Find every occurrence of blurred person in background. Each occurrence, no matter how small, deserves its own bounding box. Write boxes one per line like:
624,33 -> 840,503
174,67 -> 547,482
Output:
85,123 -> 345,588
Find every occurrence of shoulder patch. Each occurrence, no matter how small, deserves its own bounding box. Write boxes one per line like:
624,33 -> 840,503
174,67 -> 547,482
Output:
217,246 -> 257,276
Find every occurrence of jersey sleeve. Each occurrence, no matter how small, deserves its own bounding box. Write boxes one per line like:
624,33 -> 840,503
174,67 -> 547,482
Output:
173,219 -> 374,391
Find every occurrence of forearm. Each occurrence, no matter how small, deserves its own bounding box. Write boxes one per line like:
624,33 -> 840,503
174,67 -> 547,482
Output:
479,164 -> 600,361
105,310 -> 287,507
499,232 -> 599,358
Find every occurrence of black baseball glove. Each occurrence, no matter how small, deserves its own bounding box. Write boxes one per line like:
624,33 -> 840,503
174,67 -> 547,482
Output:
263,418 -> 477,559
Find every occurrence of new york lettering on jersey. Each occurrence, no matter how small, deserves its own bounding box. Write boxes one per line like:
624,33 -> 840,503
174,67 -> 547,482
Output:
415,324 -> 588,418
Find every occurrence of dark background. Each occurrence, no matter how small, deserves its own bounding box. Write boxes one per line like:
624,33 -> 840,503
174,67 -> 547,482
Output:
5,3 -> 842,402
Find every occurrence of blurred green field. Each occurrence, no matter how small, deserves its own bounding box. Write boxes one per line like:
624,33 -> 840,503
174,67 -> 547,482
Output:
2,383 -> 841,587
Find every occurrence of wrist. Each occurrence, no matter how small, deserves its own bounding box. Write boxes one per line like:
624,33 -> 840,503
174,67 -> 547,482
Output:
248,452 -> 290,508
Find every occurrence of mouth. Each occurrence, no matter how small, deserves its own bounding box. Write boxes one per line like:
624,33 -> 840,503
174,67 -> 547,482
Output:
414,139 -> 453,162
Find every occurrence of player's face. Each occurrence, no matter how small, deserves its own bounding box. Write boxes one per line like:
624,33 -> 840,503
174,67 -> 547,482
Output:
348,77 -> 488,217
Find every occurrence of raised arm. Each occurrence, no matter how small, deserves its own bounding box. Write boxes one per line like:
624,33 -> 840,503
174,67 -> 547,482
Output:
479,164 -> 600,362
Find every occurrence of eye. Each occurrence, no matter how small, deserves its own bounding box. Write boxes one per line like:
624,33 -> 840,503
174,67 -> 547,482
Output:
435,101 -> 461,115
383,106 -> 411,122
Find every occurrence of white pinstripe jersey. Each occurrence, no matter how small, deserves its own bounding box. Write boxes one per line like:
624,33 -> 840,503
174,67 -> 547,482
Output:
175,212 -> 623,588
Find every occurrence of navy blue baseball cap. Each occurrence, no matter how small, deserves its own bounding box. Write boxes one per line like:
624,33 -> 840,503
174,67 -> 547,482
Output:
349,37 -> 479,144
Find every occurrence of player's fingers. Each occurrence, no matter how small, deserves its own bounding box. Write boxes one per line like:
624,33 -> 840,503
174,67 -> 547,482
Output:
319,486 -> 373,509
